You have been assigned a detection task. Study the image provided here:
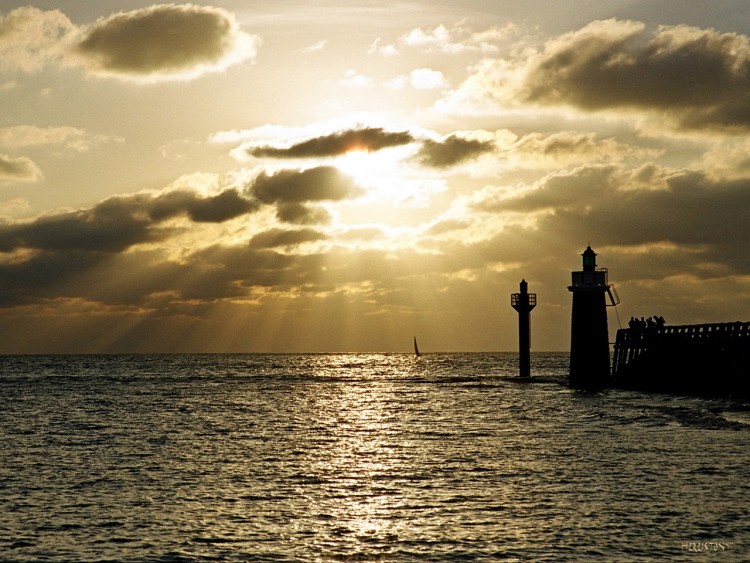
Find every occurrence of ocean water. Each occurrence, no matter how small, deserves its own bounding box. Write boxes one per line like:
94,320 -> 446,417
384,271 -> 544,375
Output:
1,353 -> 748,562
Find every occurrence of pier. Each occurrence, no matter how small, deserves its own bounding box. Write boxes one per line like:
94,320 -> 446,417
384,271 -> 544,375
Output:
611,322 -> 750,397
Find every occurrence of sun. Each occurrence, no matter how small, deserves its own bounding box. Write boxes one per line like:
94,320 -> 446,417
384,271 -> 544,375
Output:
337,148 -> 391,183
335,145 -> 428,205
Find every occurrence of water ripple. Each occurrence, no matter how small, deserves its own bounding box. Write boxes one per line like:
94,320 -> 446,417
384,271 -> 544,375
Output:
0,353 -> 748,561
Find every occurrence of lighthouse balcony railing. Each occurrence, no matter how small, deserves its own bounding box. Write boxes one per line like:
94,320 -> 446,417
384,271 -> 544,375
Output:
571,267 -> 608,287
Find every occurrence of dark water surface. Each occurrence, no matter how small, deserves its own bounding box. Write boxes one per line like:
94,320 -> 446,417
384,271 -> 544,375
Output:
1,353 -> 748,561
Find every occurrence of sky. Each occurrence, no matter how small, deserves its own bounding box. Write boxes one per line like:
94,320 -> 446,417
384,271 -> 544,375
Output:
1,1 -> 750,353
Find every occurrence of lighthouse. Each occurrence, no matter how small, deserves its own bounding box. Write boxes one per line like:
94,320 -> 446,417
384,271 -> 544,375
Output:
568,246 -> 616,390
511,279 -> 536,378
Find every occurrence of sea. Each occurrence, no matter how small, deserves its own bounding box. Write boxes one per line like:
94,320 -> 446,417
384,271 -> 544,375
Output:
1,352 -> 748,562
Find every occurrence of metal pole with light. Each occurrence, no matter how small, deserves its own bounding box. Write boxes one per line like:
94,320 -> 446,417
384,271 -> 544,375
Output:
511,279 -> 536,378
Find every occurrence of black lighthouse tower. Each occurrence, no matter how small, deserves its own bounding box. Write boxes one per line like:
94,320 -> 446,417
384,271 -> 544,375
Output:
568,246 -> 615,390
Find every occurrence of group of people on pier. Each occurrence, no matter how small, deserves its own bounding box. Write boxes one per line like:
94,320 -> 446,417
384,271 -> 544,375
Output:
628,315 -> 666,331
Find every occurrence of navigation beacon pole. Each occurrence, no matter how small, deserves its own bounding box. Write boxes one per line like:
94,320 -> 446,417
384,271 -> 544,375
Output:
511,279 -> 536,378
568,246 -> 615,390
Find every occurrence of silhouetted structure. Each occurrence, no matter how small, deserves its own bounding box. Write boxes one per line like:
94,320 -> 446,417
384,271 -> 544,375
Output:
558,246 -> 747,397
612,322 -> 750,397
568,246 -> 618,390
511,279 -> 536,378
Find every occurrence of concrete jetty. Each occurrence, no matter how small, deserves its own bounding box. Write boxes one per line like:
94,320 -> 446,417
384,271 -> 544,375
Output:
612,322 -> 750,397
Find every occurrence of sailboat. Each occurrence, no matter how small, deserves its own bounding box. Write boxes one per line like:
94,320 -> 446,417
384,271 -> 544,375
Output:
413,336 -> 422,357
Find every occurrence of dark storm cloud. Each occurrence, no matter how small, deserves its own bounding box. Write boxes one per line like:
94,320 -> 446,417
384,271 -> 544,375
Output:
0,188 -> 256,253
74,4 -> 257,81
248,127 -> 414,158
416,134 -> 495,167
520,19 -> 750,130
248,228 -> 326,249
251,166 -> 363,203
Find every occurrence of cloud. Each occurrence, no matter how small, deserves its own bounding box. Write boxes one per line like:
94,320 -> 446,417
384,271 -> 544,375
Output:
0,202 -> 159,253
698,138 -> 750,179
440,19 -> 750,132
417,134 -> 496,167
149,188 -> 258,223
338,226 -> 387,242
0,125 -> 117,151
0,207 -> 328,312
404,24 -> 451,48
507,131 -> 662,169
386,69 -> 448,90
368,38 -> 398,56
556,170 -> 750,254
409,68 -> 448,90
0,7 -> 76,73
192,243 -> 327,292
481,165 -> 617,213
400,23 -> 520,54
369,23 -> 518,58
0,188 -> 257,253
426,218 -> 473,236
73,4 -> 259,82
276,202 -> 332,225
473,163 -> 750,276
303,39 -> 327,53
0,163 -> 354,262
0,154 -> 42,182
532,20 -> 750,131
433,57 -> 515,115
0,198 -> 31,217
520,20 -> 750,126
248,127 -> 414,158
337,70 -> 373,88
0,4 -> 258,83
251,166 -> 363,203
249,228 -> 326,249
3,155 -> 750,349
